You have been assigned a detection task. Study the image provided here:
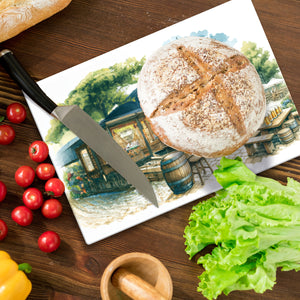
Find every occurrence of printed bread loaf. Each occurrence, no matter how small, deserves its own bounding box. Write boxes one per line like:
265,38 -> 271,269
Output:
137,37 -> 266,158
0,0 -> 72,42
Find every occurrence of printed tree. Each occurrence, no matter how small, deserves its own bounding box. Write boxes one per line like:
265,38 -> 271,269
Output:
241,41 -> 280,84
45,56 -> 146,143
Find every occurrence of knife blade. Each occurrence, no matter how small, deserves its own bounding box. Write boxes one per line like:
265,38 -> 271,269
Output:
0,49 -> 158,207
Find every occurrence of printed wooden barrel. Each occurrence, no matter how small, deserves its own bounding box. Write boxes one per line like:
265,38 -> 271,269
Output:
160,152 -> 193,194
291,111 -> 300,126
283,119 -> 299,133
292,111 -> 299,119
278,127 -> 295,144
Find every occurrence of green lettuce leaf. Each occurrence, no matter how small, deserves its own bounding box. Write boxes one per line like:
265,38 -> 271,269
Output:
184,157 -> 300,299
213,156 -> 256,188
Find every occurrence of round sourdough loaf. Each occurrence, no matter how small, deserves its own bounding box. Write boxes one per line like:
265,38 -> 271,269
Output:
0,0 -> 72,42
137,37 -> 266,158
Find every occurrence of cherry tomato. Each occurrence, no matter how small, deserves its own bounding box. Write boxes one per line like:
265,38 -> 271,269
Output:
41,199 -> 62,219
15,166 -> 35,187
6,102 -> 27,123
11,206 -> 33,226
23,187 -> 43,210
38,231 -> 60,253
45,178 -> 65,197
0,219 -> 8,241
0,181 -> 7,202
36,163 -> 55,180
29,140 -> 49,163
0,124 -> 15,145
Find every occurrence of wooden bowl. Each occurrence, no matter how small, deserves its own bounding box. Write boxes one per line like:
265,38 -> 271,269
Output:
100,252 -> 173,300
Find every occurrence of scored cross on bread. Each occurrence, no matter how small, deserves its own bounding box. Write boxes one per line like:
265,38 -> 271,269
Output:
138,37 -> 266,158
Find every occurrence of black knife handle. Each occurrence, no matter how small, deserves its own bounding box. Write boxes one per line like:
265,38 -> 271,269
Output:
0,49 -> 57,114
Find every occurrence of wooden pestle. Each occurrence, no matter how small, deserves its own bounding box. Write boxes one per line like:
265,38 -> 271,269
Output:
111,267 -> 168,300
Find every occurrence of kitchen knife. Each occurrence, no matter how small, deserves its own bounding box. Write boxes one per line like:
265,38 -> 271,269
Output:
0,49 -> 158,207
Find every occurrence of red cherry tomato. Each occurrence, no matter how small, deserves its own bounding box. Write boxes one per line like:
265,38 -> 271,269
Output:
11,206 -> 33,226
15,166 -> 35,187
6,102 -> 27,123
23,187 -> 43,210
41,199 -> 62,219
0,181 -> 7,202
0,124 -> 15,145
0,219 -> 8,241
36,163 -> 55,180
38,231 -> 60,253
29,141 -> 49,163
45,178 -> 65,197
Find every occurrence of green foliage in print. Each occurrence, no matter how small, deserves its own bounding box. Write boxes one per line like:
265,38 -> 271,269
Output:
241,41 -> 280,84
46,56 -> 145,143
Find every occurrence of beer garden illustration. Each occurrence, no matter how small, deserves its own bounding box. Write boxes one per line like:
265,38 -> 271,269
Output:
46,38 -> 299,201
25,0 -> 300,243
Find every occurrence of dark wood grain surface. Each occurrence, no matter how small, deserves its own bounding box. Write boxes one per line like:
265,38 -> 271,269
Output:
0,0 -> 299,299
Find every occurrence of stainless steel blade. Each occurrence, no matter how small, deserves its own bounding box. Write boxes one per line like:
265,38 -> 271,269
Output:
52,105 -> 159,207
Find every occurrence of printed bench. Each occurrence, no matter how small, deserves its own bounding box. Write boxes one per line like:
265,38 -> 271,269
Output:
244,133 -> 275,156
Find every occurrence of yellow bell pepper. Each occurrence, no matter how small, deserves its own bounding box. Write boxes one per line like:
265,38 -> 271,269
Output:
0,250 -> 32,300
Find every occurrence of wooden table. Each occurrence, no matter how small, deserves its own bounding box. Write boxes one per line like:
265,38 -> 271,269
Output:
0,1 -> 299,299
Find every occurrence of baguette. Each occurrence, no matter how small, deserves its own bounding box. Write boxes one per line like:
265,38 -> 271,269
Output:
0,0 -> 72,42
138,37 -> 266,158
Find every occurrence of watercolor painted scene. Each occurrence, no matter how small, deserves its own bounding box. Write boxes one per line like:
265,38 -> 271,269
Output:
26,0 -> 300,244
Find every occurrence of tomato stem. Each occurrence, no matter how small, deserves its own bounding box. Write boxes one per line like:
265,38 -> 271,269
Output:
31,147 -> 37,154
45,191 -> 55,197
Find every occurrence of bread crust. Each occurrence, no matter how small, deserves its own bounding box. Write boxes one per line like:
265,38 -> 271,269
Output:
138,37 -> 266,158
0,0 -> 72,42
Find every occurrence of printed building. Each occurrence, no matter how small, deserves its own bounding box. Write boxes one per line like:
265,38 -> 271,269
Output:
56,90 -> 170,197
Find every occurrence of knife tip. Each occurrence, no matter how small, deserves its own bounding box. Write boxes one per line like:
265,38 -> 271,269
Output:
153,200 -> 159,208
142,189 -> 159,208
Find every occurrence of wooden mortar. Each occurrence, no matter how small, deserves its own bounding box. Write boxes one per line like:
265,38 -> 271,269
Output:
100,252 -> 173,300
